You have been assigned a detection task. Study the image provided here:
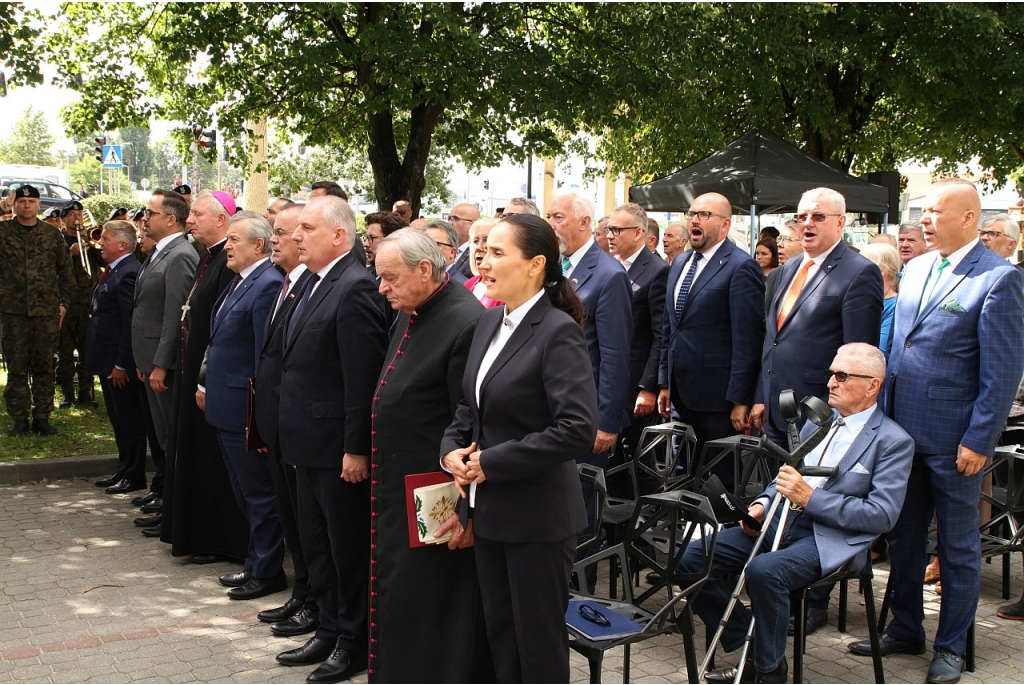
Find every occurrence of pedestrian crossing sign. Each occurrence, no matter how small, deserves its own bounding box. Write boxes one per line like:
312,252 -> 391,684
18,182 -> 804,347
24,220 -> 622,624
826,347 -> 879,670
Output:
102,145 -> 124,168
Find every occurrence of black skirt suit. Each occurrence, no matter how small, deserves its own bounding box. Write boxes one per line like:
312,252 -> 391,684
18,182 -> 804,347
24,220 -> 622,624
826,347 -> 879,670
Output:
440,293 -> 598,683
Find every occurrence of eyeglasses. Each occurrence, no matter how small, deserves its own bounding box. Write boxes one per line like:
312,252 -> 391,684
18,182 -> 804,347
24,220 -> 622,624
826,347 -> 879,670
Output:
795,212 -> 843,224
433,240 -> 453,248
143,208 -> 169,218
366,233 -> 385,243
606,225 -> 640,236
979,229 -> 1007,239
449,214 -> 471,223
830,369 -> 876,383
579,604 -> 611,627
777,236 -> 797,244
685,210 -> 728,221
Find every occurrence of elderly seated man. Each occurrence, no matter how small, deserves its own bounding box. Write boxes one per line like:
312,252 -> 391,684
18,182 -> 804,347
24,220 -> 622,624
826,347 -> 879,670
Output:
680,343 -> 915,683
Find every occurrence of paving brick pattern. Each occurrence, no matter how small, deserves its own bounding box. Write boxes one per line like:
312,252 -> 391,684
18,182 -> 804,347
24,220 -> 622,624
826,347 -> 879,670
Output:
1,477 -> 1022,683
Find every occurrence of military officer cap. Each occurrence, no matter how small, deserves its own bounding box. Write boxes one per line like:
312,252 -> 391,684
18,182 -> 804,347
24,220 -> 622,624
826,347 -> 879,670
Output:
12,184 -> 41,199
173,184 -> 192,195
129,207 -> 146,221
65,200 -> 84,211
108,206 -> 128,221
43,207 -> 63,219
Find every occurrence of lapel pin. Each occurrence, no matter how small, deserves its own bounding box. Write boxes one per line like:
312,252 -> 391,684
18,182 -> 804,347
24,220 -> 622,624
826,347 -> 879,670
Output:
572,278 -> 578,284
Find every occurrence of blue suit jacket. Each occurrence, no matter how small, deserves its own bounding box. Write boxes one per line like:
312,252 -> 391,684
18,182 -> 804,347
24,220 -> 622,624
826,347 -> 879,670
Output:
885,242 -> 1024,457
762,407 -> 915,576
85,255 -> 141,377
626,247 -> 669,394
659,240 -> 765,412
757,242 -> 883,434
203,259 -> 284,433
571,241 -> 633,433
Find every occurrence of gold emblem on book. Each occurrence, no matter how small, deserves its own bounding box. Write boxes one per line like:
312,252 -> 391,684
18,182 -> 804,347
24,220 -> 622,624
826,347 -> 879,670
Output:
429,495 -> 456,526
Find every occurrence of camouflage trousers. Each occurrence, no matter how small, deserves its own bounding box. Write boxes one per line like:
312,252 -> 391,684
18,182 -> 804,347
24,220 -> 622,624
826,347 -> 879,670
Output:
1,314 -> 60,420
56,303 -> 91,395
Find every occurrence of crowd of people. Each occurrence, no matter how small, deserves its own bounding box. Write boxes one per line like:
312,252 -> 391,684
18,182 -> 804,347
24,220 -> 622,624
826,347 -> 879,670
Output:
1,175 -> 1024,685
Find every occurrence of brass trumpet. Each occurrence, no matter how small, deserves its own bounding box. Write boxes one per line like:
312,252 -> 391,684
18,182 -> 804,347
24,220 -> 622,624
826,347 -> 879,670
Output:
73,208 -> 102,277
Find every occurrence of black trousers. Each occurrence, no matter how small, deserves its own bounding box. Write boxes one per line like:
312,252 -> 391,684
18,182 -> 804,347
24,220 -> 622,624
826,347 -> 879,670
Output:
294,465 -> 369,651
474,534 -> 576,683
270,441 -> 314,610
672,399 -> 740,491
100,375 -> 148,485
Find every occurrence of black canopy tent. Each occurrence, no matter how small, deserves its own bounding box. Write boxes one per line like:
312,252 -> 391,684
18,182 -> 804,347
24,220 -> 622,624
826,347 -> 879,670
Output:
628,127 -> 890,250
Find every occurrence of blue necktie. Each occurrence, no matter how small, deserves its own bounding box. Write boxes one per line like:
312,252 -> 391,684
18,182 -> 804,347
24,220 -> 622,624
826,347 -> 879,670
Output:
286,274 -> 320,343
674,252 -> 702,319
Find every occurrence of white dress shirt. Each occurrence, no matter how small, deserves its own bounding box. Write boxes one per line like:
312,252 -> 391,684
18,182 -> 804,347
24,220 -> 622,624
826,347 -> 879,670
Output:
673,236 -> 726,304
564,237 -> 595,279
618,245 -> 647,272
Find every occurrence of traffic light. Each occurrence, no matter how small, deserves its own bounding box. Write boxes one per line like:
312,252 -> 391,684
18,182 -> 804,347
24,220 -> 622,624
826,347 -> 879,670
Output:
94,136 -> 107,162
199,129 -> 217,151
483,179 -> 490,190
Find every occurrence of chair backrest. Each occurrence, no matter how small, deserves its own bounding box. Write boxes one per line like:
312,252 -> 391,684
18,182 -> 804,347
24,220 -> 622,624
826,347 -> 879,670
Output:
633,421 -> 698,492
577,463 -> 608,554
688,434 -> 781,504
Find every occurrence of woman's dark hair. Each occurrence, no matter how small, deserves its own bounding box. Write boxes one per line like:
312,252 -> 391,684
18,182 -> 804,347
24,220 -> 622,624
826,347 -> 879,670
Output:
756,238 -> 779,269
498,213 -> 585,327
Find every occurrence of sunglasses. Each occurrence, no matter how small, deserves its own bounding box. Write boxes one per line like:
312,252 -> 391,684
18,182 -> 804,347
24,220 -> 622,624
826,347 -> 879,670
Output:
830,369 -> 875,383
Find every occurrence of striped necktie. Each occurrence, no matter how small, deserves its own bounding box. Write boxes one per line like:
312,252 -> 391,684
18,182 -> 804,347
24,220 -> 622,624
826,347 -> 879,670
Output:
674,252 -> 702,319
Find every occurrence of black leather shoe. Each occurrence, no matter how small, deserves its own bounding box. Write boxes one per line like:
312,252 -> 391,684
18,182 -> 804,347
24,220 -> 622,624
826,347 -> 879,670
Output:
57,399 -> 73,409
140,498 -> 163,513
7,420 -> 30,437
228,574 -> 287,600
849,633 -> 926,657
271,608 -> 320,637
276,637 -> 334,666
707,656 -> 788,684
95,475 -> 120,488
306,645 -> 367,684
788,606 -> 829,636
106,479 -> 147,495
927,649 -> 966,684
31,418 -> 57,436
219,571 -> 251,587
259,597 -> 304,623
134,513 -> 161,528
132,491 -> 159,507
142,524 -> 162,537
190,553 -> 223,565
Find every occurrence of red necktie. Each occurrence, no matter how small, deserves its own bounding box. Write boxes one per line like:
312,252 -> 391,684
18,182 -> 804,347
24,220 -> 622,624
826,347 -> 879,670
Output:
97,266 -> 110,285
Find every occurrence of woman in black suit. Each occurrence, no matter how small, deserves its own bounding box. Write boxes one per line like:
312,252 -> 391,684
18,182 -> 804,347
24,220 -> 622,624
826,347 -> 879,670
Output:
440,213 -> 599,683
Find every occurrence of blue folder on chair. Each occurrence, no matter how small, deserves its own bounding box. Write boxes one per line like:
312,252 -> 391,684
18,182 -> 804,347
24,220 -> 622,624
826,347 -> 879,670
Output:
566,600 -> 645,642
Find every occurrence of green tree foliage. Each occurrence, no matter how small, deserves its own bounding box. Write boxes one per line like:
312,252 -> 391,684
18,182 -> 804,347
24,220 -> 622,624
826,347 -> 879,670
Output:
574,3 -> 1024,182
0,106 -> 56,165
117,127 -> 155,182
0,2 -> 44,89
48,2 -> 585,215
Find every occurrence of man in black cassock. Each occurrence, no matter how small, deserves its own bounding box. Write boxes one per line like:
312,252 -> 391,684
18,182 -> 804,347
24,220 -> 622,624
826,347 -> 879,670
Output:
368,229 -> 492,683
158,191 -> 249,571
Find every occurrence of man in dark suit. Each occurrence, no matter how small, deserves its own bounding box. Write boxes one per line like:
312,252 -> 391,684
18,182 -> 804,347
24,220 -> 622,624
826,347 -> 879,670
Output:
695,343 -> 915,684
605,203 -> 669,462
254,203 -> 319,636
751,187 -> 884,446
273,196 -> 387,684
547,190 -> 632,468
131,189 -> 199,513
197,211 -> 286,601
852,181 -> 1024,684
86,221 -> 148,494
448,202 -> 480,279
425,219 -> 469,285
656,193 -> 765,484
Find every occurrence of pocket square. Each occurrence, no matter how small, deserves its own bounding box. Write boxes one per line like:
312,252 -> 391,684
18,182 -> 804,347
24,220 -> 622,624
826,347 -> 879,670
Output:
939,297 -> 966,313
851,463 -> 871,475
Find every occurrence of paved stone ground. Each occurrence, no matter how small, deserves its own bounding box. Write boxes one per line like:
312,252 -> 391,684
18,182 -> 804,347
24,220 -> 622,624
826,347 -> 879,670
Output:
2,476 -> 1023,683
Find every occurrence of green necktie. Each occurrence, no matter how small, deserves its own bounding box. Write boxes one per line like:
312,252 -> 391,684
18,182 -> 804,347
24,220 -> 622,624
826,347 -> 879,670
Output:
919,257 -> 950,314
561,256 -> 572,276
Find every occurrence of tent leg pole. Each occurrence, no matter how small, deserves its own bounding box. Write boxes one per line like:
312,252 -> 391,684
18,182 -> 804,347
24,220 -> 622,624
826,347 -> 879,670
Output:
749,203 -> 757,253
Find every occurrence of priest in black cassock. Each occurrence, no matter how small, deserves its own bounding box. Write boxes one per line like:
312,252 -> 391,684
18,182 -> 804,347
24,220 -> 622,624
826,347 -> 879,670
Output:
160,191 -> 249,566
368,229 -> 493,683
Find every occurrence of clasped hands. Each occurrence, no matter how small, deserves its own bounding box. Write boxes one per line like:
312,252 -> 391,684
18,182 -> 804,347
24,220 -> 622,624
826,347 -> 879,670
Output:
442,441 -> 485,498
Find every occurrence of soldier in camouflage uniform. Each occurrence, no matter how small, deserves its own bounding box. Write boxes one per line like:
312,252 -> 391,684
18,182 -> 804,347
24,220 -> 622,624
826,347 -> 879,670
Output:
0,185 -> 74,435
55,201 -> 104,407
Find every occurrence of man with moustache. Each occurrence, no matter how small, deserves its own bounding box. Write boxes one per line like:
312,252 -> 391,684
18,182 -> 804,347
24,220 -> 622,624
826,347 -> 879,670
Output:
197,211 -> 286,600
85,221 -> 148,493
130,189 -> 198,507
273,196 -> 387,683
253,202 -> 320,636
898,221 -> 929,268
156,191 -> 249,565
657,193 -> 764,485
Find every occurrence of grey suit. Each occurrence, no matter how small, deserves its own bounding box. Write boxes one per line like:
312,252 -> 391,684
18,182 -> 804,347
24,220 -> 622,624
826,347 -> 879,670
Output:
131,234 -> 199,459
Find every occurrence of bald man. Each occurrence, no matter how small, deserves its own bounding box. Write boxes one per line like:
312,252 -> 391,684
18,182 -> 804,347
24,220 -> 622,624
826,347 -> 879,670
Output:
853,180 -> 1024,684
447,203 -> 480,279
657,193 -> 764,487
